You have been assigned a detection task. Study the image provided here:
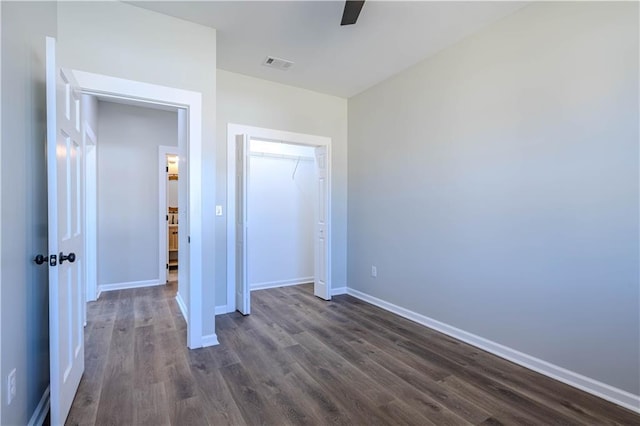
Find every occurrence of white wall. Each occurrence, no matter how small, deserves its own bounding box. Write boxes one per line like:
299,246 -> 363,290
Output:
217,70 -> 348,305
97,101 -> 177,287
248,142 -> 316,288
348,2 -> 639,396
57,1 -> 217,334
1,2 -> 56,424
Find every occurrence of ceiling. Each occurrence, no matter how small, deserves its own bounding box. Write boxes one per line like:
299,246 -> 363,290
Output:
129,1 -> 527,98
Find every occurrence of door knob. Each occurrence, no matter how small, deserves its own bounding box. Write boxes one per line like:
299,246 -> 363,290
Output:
59,252 -> 76,264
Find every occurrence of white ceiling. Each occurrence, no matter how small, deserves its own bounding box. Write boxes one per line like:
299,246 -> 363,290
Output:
129,1 -> 527,98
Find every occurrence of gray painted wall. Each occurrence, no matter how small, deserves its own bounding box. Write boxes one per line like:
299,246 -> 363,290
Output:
97,101 -> 177,286
1,2 -> 56,424
348,2 -> 639,395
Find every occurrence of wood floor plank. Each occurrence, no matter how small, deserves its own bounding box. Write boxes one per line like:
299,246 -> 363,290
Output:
68,283 -> 640,426
132,382 -> 171,426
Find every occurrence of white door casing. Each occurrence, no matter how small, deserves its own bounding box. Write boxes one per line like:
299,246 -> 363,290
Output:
235,134 -> 250,315
226,124 -> 332,315
46,37 -> 85,425
72,70 -> 207,348
314,146 -> 330,300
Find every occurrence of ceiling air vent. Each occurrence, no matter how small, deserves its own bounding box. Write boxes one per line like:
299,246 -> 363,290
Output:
262,56 -> 294,71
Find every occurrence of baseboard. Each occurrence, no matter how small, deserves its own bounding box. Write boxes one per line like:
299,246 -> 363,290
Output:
250,277 -> 314,291
346,287 -> 640,414
202,333 -> 219,347
175,292 -> 188,324
331,286 -> 347,296
98,279 -> 163,293
27,385 -> 50,426
215,305 -> 233,315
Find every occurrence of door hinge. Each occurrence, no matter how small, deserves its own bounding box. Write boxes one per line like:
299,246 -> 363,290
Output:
166,215 -> 169,221
166,263 -> 169,270
166,166 -> 169,172
188,236 -> 191,243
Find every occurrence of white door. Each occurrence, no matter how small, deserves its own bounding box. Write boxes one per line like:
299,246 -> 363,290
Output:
314,146 -> 330,300
235,134 -> 250,314
46,37 -> 85,425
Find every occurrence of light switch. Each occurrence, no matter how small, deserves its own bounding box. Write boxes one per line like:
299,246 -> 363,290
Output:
215,205 -> 223,216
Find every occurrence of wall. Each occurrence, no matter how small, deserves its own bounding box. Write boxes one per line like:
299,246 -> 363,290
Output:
217,70 -> 348,305
97,101 -> 177,287
1,2 -> 56,424
248,142 -> 317,288
348,1 -> 639,396
57,1 -> 217,335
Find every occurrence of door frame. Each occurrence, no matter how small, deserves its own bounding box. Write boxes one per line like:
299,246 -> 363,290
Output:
159,146 -> 179,284
74,70 -> 205,349
226,123 -> 332,313
83,124 -> 97,321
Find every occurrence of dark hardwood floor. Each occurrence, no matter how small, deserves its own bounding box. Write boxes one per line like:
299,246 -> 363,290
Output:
66,282 -> 639,425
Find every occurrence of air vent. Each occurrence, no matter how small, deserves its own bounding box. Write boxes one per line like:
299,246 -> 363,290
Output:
262,56 -> 294,71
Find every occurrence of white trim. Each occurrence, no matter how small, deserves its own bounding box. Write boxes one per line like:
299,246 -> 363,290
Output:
331,286 -> 348,296
158,146 -> 179,286
98,279 -> 163,293
27,386 -> 50,426
215,305 -> 232,315
346,287 -> 640,414
73,70 -> 204,349
176,292 -> 188,324
202,333 -> 220,347
84,138 -> 97,304
250,277 -> 314,291
227,123 -> 332,313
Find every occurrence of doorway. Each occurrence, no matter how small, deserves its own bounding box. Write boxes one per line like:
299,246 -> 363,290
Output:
74,69 -> 205,349
227,124 -> 332,315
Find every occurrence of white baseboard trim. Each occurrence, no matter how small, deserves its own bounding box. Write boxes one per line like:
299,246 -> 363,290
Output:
27,385 -> 50,426
215,305 -> 234,315
202,333 -> 219,347
250,277 -> 314,291
98,279 -> 163,293
331,286 -> 347,296
175,292 -> 188,324
346,287 -> 640,414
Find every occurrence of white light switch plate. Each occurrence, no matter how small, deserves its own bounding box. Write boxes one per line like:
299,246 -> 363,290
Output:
215,205 -> 223,216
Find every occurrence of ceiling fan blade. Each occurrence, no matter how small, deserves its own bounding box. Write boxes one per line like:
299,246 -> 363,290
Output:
341,0 -> 365,26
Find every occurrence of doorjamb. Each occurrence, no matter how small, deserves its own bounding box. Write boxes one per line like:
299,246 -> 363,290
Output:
83,124 -> 97,323
159,146 -> 179,285
74,70 -> 205,349
226,123 -> 332,313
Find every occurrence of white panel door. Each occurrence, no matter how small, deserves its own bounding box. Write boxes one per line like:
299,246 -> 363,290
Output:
314,146 -> 330,300
46,37 -> 85,425
235,134 -> 250,315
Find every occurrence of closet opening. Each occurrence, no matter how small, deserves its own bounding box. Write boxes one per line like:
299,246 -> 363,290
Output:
247,139 -> 317,293
227,124 -> 332,316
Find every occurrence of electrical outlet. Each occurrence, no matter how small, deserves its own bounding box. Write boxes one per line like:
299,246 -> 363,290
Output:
215,205 -> 223,216
371,265 -> 377,278
7,368 -> 16,405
